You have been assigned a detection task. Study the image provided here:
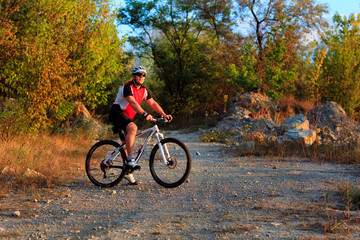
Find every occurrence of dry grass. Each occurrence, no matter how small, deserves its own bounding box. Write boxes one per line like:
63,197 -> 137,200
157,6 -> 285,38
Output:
0,132 -> 92,197
337,181 -> 360,211
230,139 -> 360,165
278,96 -> 315,123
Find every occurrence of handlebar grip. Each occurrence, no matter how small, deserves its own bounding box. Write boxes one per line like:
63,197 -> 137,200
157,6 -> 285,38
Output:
151,116 -> 169,123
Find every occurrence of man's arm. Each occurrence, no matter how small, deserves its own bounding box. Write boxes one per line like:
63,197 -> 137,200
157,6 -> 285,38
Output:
146,98 -> 173,121
125,96 -> 146,115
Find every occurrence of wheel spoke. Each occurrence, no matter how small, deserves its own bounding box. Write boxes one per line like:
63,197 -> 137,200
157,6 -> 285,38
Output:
150,138 -> 191,188
85,140 -> 126,188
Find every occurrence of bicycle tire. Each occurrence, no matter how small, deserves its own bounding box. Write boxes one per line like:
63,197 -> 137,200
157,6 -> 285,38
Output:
85,140 -> 126,188
149,138 -> 191,188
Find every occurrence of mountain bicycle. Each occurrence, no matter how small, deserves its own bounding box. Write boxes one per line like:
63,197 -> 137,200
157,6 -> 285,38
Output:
85,116 -> 191,188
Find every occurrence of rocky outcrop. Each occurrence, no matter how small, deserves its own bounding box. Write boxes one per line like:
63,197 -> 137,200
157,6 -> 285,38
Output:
307,101 -> 360,145
215,93 -> 280,138
208,93 -> 360,147
229,92 -> 280,123
62,102 -> 107,138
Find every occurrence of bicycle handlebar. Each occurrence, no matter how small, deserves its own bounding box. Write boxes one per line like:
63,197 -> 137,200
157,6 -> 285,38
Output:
151,116 -> 170,123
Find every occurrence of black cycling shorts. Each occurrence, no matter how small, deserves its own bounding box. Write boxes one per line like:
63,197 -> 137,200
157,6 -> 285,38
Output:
109,104 -> 133,132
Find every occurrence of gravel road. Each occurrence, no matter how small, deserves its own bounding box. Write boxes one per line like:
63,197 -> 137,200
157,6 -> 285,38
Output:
1,131 -> 359,239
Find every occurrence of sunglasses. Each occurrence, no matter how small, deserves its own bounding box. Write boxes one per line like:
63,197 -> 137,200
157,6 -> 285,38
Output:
135,73 -> 146,77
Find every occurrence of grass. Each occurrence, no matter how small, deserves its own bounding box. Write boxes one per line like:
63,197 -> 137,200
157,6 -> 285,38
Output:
337,181 -> 360,211
0,131 -> 93,198
322,206 -> 359,235
201,130 -> 234,143
234,141 -> 360,165
278,96 -> 314,121
320,184 -> 359,235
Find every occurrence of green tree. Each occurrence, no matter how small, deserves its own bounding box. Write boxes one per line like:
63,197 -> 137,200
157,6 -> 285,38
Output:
236,0 -> 328,59
225,42 -> 260,92
119,0 -> 234,115
0,0 -> 123,132
225,0 -> 328,100
317,13 -> 360,117
261,23 -> 297,99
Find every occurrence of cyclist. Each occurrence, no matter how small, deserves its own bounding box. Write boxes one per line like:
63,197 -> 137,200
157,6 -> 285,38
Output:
109,66 -> 173,185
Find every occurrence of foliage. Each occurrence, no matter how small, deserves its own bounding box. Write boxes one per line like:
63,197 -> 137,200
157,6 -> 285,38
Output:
226,23 -> 298,100
262,23 -> 297,100
303,48 -> 327,104
234,0 -> 327,100
236,0 -> 328,57
201,130 -> 233,143
225,43 -> 260,92
316,13 -> 360,118
0,98 -> 32,139
0,0 -> 124,132
119,0 -> 235,116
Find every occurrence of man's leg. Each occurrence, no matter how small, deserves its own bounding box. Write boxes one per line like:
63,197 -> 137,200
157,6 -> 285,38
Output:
125,122 -> 137,158
125,122 -> 140,170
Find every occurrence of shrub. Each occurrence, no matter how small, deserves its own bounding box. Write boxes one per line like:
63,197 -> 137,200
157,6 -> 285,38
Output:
201,130 -> 233,143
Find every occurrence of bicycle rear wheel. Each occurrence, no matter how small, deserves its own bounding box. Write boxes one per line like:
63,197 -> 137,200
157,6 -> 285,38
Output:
85,140 -> 126,188
149,138 -> 191,188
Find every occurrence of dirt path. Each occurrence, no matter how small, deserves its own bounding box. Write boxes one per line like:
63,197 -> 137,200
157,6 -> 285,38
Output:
1,131 -> 360,239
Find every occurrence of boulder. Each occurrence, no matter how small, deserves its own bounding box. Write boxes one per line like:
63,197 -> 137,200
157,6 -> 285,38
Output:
307,101 -> 360,145
307,101 -> 348,131
235,141 -> 255,152
280,114 -> 309,133
71,101 -> 92,124
277,114 -> 316,147
1,167 -> 16,175
62,102 -> 107,139
232,92 -> 280,122
277,129 -> 317,146
214,92 -> 280,138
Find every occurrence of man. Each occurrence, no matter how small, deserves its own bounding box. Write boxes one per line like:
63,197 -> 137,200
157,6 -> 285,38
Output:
109,66 -> 172,185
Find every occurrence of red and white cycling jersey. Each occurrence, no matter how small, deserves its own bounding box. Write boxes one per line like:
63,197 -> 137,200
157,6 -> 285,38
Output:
113,81 -> 152,119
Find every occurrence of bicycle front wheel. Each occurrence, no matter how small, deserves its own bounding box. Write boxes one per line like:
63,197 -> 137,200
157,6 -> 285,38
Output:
149,138 -> 191,188
85,140 -> 126,188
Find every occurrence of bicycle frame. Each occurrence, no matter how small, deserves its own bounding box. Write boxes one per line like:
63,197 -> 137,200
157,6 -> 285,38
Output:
132,124 -> 170,164
110,123 -> 170,165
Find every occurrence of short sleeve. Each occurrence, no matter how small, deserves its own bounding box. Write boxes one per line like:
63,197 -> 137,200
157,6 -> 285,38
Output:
123,82 -> 133,97
145,87 -> 152,100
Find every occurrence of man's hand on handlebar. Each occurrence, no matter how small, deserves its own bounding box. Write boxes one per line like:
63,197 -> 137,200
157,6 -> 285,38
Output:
145,114 -> 153,121
144,113 -> 173,122
164,115 -> 173,122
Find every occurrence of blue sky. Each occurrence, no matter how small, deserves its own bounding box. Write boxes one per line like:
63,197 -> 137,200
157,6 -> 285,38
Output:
114,0 -> 360,16
318,0 -> 360,16
114,0 -> 360,38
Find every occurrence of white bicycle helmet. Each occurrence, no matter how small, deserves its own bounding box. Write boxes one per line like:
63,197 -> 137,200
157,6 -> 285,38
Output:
132,66 -> 147,75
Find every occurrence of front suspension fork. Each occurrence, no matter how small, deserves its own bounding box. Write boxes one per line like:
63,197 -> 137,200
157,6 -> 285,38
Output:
156,133 -> 170,164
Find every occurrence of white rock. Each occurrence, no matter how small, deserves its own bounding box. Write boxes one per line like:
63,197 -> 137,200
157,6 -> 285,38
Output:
23,168 -> 44,178
12,211 -> 21,217
1,167 -> 16,175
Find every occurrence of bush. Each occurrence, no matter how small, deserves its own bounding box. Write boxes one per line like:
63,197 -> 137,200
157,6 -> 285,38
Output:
0,99 -> 34,140
201,130 -> 233,143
